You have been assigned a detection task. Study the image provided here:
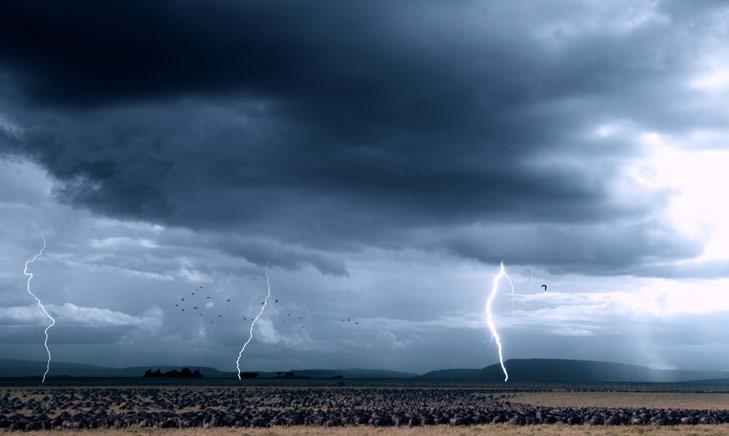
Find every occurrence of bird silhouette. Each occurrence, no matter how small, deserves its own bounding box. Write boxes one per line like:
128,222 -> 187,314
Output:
541,284 -> 547,291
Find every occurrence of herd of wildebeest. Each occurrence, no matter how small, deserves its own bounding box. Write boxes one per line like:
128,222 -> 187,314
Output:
2,383 -> 729,430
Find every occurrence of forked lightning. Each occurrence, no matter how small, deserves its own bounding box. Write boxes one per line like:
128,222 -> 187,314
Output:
485,262 -> 514,382
235,268 -> 272,380
24,235 -> 54,383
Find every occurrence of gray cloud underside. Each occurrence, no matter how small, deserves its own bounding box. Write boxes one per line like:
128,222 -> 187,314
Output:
0,0 -> 727,276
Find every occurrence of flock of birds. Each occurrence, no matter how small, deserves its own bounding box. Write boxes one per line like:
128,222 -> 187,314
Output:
174,285 -> 238,325
174,281 -> 549,327
174,285 -> 358,330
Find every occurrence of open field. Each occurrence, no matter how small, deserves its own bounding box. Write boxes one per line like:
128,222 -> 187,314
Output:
5,378 -> 729,393
510,392 -> 729,410
15,426 -> 729,435
5,381 -> 729,431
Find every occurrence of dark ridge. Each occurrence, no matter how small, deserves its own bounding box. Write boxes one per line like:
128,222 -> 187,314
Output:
420,358 -> 729,382
287,369 -> 417,379
4,358 -> 727,383
143,368 -> 202,378
0,360 -> 414,379
0,360 -> 229,378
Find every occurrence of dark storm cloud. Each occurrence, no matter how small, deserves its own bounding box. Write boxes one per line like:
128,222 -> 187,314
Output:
0,0 -> 717,275
437,218 -> 705,275
0,1 -> 668,107
213,237 -> 348,276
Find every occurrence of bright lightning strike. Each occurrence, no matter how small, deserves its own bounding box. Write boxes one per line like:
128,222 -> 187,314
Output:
24,235 -> 54,383
485,262 -> 514,382
235,268 -> 272,380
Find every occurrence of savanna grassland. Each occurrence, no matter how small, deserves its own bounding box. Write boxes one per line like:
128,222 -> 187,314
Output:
4,380 -> 729,433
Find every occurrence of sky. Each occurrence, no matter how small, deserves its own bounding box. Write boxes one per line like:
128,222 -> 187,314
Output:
2,0 -> 729,373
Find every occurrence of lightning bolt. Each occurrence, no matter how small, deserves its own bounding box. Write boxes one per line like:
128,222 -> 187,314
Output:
485,262 -> 514,382
235,267 -> 272,380
24,235 -> 54,383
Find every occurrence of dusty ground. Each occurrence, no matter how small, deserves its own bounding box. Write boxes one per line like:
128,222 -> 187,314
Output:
509,392 -> 729,410
18,425 -> 729,435
6,383 -> 729,430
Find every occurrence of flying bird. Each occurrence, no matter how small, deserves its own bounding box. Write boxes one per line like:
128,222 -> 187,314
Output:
541,284 -> 547,291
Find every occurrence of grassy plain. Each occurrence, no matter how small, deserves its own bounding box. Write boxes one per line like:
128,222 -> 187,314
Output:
19,425 -> 729,435
509,392 -> 729,410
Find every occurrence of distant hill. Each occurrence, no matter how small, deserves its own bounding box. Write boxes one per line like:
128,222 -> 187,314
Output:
0,360 -> 229,378
420,358 -> 729,382
0,359 -> 113,377
5,358 -> 728,382
105,365 -> 229,378
0,360 -> 415,379
144,368 -> 203,378
286,369 -> 417,379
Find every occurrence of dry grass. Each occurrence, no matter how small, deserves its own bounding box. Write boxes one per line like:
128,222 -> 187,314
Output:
509,392 -> 729,410
18,425 -> 729,435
